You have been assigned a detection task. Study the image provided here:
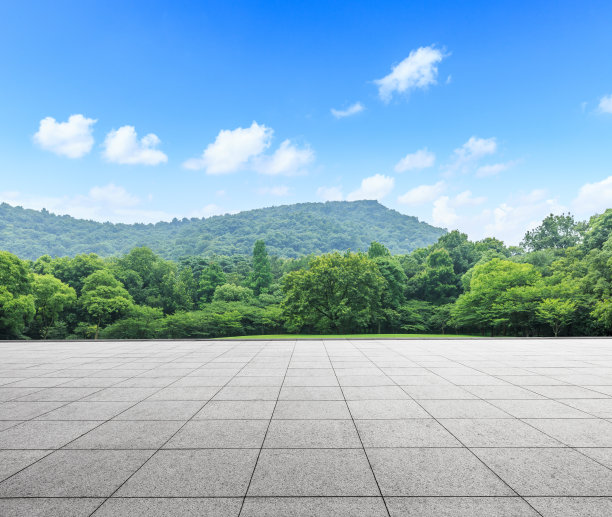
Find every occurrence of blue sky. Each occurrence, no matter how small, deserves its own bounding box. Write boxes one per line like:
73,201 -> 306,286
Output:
1,0 -> 611,244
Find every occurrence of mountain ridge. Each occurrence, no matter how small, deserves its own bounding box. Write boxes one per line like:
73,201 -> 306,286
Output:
0,200 -> 446,260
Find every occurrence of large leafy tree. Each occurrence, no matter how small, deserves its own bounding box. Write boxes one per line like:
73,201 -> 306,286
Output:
32,274 -> 76,339
282,252 -> 385,333
198,263 -> 227,304
80,270 -> 133,339
537,298 -> 576,337
521,213 -> 585,251
0,251 -> 35,338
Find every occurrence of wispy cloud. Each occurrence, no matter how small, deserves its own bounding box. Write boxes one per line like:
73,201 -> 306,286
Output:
475,160 -> 516,178
374,45 -> 446,102
598,94 -> 612,114
397,181 -> 445,205
331,102 -> 364,119
573,175 -> 612,217
394,148 -> 435,173
254,140 -> 314,175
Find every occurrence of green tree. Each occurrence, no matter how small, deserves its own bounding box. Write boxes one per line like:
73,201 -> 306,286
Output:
32,274 -> 76,339
198,263 -> 227,304
521,213 -> 584,251
213,284 -> 254,302
282,252 -> 385,333
410,248 -> 459,304
249,240 -> 273,296
0,251 -> 35,338
537,298 -> 576,337
368,241 -> 391,259
80,270 -> 133,339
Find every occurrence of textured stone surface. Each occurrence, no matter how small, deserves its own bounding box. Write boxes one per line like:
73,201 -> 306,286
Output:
0,337 -> 611,515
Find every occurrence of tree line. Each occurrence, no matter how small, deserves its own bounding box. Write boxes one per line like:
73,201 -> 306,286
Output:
1,209 -> 611,339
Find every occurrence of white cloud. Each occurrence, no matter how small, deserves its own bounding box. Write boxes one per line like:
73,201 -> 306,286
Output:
374,45 -> 446,102
103,126 -> 167,165
394,148 -> 435,172
347,174 -> 395,201
454,190 -> 487,206
432,196 -> 458,227
34,114 -> 96,158
183,121 -> 273,174
317,186 -> 344,201
188,204 -> 227,219
254,140 -> 314,175
258,186 -> 290,196
446,136 -> 497,175
475,160 -> 515,178
598,94 -> 612,114
331,102 -> 364,119
573,175 -> 612,217
397,181 -> 445,205
88,184 -> 140,207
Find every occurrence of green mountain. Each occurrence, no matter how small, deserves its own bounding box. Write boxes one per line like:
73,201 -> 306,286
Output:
0,200 -> 446,260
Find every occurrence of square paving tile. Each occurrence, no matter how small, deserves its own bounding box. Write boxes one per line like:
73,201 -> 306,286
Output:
0,498 -> 104,517
356,419 -> 460,447
418,399 -> 510,418
165,419 -> 268,448
0,449 -> 153,497
92,497 -> 242,516
114,400 -> 203,420
264,419 -> 361,448
247,449 -> 379,496
278,386 -> 344,400
66,420 -> 183,449
116,449 -> 258,497
194,400 -> 276,419
473,447 -> 612,496
240,497 -> 388,516
347,399 -> 429,419
385,496 -> 539,516
273,400 -> 351,419
0,449 -> 51,481
524,418 -> 612,447
367,447 -> 514,496
526,497 -> 612,517
0,420 -> 102,449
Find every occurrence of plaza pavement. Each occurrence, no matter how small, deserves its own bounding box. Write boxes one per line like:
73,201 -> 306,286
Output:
0,338 -> 612,516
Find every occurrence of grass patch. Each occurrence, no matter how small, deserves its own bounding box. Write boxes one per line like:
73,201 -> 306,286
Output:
219,333 -> 478,340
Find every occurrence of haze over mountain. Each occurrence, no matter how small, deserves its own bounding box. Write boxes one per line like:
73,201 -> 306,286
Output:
0,200 -> 446,260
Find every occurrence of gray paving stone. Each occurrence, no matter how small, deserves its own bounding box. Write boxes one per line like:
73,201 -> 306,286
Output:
273,400 -> 351,419
240,497 -> 388,516
0,420 -> 102,449
347,399 -> 430,419
247,449 -> 379,496
165,419 -> 268,448
116,449 -> 258,496
385,496 -> 539,516
16,387 -> 100,401
576,447 -> 612,469
489,399 -> 592,418
526,496 -> 612,516
114,400 -> 203,420
356,419 -> 461,447
92,497 -> 242,516
418,399 -> 511,418
38,401 -> 133,420
83,387 -> 159,401
439,418 -> 562,447
213,386 -> 280,400
524,418 -> 612,446
342,386 -> 409,400
0,498 -> 104,517
402,385 -> 477,399
0,449 -> 153,497
278,386 -> 344,400
147,386 -> 219,401
67,420 -> 183,449
367,447 -> 514,496
0,449 -> 51,481
0,401 -> 65,420
194,400 -> 276,419
474,447 -> 612,496
264,419 -> 361,448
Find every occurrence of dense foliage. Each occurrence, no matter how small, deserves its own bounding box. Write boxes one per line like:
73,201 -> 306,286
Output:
1,210 -> 612,340
0,200 -> 445,260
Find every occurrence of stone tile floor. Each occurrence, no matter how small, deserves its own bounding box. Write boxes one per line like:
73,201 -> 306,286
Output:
0,338 -> 611,516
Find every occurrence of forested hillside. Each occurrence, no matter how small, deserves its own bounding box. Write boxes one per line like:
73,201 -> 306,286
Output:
0,200 -> 445,260
1,209 -> 611,340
